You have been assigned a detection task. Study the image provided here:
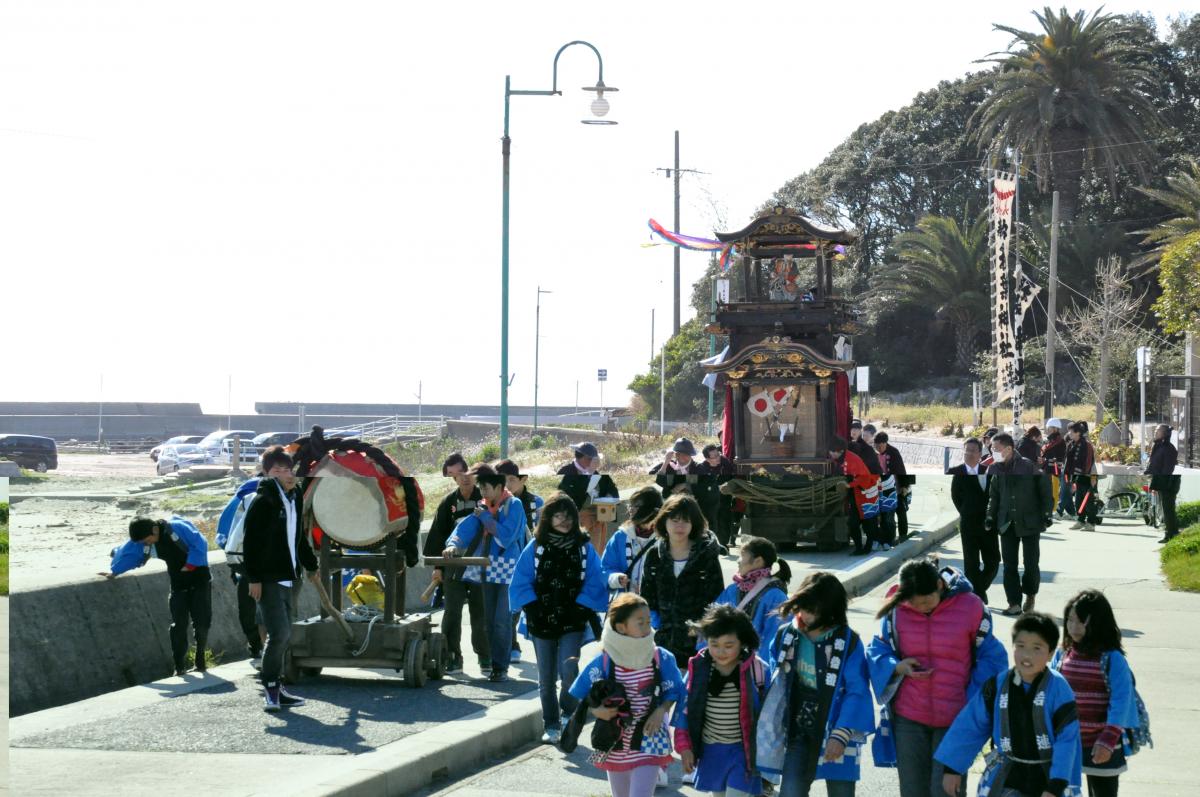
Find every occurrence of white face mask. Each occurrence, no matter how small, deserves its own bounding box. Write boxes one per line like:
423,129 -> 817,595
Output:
993,449 -> 1006,463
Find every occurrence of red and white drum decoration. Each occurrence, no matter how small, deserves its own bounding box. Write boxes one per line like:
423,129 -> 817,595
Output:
304,450 -> 424,548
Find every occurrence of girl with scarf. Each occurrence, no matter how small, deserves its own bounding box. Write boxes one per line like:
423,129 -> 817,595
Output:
443,463 -> 527,682
866,558 -> 1008,797
569,592 -> 688,797
707,537 -> 792,652
674,604 -> 772,797
640,494 -> 725,668
755,571 -> 874,796
510,493 -> 608,744
602,486 -> 664,597
1051,590 -> 1141,797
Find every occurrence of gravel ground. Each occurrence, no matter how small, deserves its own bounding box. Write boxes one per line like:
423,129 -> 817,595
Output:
12,667 -> 539,756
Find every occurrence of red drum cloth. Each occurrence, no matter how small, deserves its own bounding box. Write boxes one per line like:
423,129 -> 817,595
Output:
304,451 -> 425,548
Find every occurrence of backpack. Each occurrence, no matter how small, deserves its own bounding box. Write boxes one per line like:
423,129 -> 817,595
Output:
222,492 -> 258,565
1102,652 -> 1153,754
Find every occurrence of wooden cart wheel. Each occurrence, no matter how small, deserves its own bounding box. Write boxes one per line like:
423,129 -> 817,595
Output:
403,637 -> 428,689
426,633 -> 447,681
283,650 -> 302,685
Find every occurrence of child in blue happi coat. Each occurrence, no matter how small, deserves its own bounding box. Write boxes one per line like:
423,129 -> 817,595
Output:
568,592 -> 688,797
756,572 -> 875,797
601,486 -> 664,597
703,536 -> 791,652
509,492 -> 607,744
443,463 -> 527,682
496,459 -> 544,663
935,612 -> 1082,797
674,604 -> 772,796
1052,590 -> 1145,797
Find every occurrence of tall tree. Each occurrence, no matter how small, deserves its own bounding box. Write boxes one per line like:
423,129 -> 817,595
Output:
872,214 -> 991,372
1134,158 -> 1200,271
1152,230 -> 1200,337
971,7 -> 1161,221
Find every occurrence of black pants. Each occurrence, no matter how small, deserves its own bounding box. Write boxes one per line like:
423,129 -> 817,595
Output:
715,495 -> 735,547
230,565 -> 262,656
1073,475 -> 1100,523
258,581 -> 293,686
1000,531 -> 1040,607
1161,485 -> 1179,538
1086,774 -> 1119,797
960,517 -> 1000,602
897,496 -> 909,539
169,580 -> 212,671
442,577 -> 489,661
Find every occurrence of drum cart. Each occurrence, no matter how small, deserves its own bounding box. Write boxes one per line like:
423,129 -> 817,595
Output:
285,532 -> 459,687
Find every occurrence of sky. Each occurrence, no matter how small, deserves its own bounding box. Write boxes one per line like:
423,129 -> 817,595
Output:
1,1 -> 1190,415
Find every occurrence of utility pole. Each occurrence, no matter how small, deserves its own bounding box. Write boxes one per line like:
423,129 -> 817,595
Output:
655,131 -> 707,337
660,341 -> 666,436
650,308 -> 655,364
413,381 -> 423,421
1044,190 -> 1059,422
97,374 -> 104,446
534,286 -> 551,431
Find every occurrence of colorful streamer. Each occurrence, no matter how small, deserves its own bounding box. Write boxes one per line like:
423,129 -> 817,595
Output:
646,219 -> 848,272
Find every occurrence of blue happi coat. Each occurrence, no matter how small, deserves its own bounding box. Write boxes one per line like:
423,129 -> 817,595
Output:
934,667 -> 1082,797
111,516 -> 209,574
755,621 -> 875,783
445,494 -> 526,584
508,533 -> 608,641
698,579 -> 788,652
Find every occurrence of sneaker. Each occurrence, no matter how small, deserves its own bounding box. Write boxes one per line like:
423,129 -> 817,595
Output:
479,658 -> 492,672
656,767 -> 669,788
173,666 -> 192,677
264,684 -> 282,712
541,727 -> 562,744
1159,534 -> 1176,544
1002,605 -> 1022,617
510,648 -> 522,662
279,686 -> 306,708
1083,523 -> 1095,532
881,543 -> 892,552
682,770 -> 696,785
1069,521 -> 1084,530
446,653 -> 464,673
487,670 -> 509,683
1022,596 -> 1036,613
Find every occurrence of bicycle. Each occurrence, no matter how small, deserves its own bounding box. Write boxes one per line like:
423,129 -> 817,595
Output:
1097,479 -> 1160,528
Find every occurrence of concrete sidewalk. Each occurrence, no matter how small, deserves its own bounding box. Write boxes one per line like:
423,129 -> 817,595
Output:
8,478 -> 961,796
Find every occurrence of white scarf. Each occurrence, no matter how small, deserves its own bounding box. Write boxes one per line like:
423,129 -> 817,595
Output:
601,622 -> 656,669
277,480 -> 298,585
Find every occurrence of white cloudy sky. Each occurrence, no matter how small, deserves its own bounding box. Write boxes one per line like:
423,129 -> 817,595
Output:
1,1 -> 1188,414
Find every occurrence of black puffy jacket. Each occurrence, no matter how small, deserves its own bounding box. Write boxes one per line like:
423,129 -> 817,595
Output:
640,532 -> 724,656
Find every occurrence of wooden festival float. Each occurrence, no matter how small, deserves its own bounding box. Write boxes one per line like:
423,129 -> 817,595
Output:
282,428 -> 450,687
702,207 -> 861,550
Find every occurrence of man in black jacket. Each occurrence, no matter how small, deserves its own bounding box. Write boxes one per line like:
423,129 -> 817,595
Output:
422,452 -> 487,673
874,431 -> 910,543
948,438 -> 997,603
243,447 -> 319,711
986,433 -> 1053,616
1147,424 -> 1181,543
697,443 -> 736,546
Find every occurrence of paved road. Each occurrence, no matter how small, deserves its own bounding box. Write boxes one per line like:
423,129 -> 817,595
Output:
420,510 -> 1200,797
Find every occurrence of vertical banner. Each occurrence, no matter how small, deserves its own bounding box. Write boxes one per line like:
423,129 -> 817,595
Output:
989,173 -> 1019,407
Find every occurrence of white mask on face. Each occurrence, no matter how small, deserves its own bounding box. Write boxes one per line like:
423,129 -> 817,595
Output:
993,449 -> 1006,463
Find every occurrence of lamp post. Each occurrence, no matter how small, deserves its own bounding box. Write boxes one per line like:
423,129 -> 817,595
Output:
500,40 -> 617,456
533,286 -> 552,431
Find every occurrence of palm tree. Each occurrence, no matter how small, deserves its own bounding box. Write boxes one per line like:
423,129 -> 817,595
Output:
874,215 -> 991,372
1133,157 -> 1200,271
971,7 -> 1161,221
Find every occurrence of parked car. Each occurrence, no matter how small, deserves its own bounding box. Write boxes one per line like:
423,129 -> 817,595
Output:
218,437 -> 261,466
0,434 -> 59,472
156,444 -> 214,475
252,432 -> 300,450
196,430 -> 257,458
150,435 -> 205,462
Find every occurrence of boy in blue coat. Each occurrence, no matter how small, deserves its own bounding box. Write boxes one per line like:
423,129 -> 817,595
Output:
444,463 -> 528,682
216,476 -> 264,661
935,612 -> 1082,797
102,515 -> 212,676
600,486 -> 663,597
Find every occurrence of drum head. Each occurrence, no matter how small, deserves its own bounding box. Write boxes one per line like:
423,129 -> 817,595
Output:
308,459 -> 393,548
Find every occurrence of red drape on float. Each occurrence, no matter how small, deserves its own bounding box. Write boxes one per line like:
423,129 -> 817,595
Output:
722,385 -> 735,460
835,372 -> 851,440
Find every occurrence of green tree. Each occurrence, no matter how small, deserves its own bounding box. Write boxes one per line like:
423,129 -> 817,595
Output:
872,215 -> 991,372
1134,158 -> 1200,271
971,7 -> 1161,221
1152,230 -> 1200,336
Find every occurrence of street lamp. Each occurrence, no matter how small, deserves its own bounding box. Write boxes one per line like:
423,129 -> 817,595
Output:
500,40 -> 617,456
534,286 -> 552,432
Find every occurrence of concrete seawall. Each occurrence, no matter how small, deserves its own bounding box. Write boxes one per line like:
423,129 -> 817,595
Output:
9,553 -> 442,717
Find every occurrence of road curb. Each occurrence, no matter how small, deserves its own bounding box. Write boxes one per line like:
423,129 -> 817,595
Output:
296,511 -> 964,797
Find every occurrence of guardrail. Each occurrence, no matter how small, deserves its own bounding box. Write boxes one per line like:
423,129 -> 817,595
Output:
324,415 -> 445,444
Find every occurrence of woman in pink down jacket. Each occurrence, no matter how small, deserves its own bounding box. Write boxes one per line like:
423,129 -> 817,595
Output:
865,559 -> 1007,797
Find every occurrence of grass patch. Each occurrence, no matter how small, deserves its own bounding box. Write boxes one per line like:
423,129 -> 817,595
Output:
868,400 -> 1095,433
1160,522 -> 1200,592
